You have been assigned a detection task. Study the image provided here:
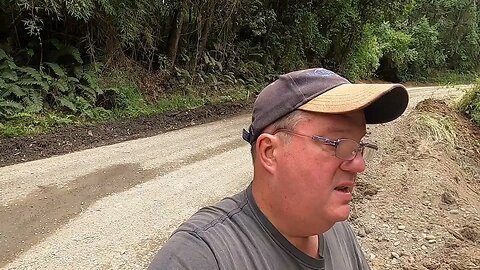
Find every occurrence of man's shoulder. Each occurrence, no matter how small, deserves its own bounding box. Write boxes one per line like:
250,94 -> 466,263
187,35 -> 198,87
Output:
323,221 -> 370,270
175,189 -> 250,235
149,190 -> 252,270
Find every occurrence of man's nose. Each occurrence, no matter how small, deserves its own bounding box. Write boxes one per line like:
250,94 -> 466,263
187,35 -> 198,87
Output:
340,151 -> 366,173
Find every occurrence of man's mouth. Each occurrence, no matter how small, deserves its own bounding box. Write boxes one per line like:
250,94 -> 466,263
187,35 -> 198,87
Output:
334,186 -> 351,193
334,182 -> 354,193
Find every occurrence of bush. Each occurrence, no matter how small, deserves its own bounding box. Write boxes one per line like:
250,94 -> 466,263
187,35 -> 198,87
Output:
457,78 -> 480,126
345,25 -> 382,80
407,17 -> 445,80
376,22 -> 416,82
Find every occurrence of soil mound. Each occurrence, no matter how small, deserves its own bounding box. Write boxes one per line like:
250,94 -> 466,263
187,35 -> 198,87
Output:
352,98 -> 480,270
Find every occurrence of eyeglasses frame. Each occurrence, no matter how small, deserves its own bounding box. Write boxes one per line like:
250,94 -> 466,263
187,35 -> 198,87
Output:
272,128 -> 378,161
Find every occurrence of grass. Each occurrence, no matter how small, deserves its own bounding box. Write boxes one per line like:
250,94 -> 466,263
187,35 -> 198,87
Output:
430,70 -> 478,86
109,83 -> 253,119
411,113 -> 457,145
456,79 -> 480,126
0,113 -> 80,138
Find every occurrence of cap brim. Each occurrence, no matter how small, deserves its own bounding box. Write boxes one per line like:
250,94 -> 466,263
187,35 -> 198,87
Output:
298,83 -> 409,124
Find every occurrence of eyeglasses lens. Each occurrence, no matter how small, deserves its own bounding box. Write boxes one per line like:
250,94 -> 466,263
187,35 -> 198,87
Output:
336,140 -> 359,160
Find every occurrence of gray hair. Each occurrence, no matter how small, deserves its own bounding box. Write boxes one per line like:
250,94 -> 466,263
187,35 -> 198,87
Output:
250,110 -> 308,162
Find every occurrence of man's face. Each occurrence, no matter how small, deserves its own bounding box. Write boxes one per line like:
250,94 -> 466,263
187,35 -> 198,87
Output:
273,110 -> 367,235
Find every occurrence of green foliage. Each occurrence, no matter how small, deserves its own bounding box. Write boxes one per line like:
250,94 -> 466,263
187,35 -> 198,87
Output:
0,98 -> 23,119
398,0 -> 480,79
430,70 -> 477,85
376,22 -> 416,81
376,17 -> 445,81
46,39 -> 84,64
404,17 -> 444,80
0,47 -> 122,122
3,0 -> 478,84
345,25 -> 382,80
0,111 -> 78,138
268,6 -> 330,72
1,0 -> 480,138
457,81 -> 480,126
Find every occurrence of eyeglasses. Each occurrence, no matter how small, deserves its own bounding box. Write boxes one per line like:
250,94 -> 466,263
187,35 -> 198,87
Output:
273,128 -> 378,161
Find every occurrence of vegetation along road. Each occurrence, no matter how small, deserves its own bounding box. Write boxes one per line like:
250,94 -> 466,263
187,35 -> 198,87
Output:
0,85 -> 474,269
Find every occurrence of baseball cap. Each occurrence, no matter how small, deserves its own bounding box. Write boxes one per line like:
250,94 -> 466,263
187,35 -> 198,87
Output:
242,68 -> 409,144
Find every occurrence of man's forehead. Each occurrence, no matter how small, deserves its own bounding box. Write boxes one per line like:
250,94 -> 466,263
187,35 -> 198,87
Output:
302,111 -> 366,133
302,110 -> 366,123
324,125 -> 366,135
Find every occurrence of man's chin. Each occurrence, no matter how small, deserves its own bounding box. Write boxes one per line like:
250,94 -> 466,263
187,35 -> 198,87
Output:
334,205 -> 352,222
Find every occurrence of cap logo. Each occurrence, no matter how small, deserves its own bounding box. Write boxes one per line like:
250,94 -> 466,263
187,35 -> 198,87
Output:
309,68 -> 336,77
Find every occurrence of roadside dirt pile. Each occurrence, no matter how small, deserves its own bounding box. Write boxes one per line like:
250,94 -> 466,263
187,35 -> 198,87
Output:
352,99 -> 480,270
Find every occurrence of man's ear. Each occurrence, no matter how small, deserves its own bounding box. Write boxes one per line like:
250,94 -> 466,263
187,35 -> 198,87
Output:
256,133 -> 281,174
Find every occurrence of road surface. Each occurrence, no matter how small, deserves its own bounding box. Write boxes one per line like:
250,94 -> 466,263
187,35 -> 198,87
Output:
0,85 -> 470,269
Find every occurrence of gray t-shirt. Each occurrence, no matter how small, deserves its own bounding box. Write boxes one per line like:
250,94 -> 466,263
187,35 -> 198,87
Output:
149,184 -> 370,270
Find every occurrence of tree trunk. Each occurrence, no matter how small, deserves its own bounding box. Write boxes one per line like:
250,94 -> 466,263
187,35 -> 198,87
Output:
337,24 -> 361,74
167,0 -> 187,67
195,0 -> 216,67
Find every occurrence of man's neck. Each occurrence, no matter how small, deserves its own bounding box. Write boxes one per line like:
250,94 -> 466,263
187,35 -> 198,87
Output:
286,235 -> 320,259
251,179 -> 321,259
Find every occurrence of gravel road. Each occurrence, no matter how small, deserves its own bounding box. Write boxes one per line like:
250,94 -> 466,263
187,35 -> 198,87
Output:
0,85 -> 470,269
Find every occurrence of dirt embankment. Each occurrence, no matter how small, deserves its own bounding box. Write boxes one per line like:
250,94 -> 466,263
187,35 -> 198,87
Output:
352,99 -> 480,270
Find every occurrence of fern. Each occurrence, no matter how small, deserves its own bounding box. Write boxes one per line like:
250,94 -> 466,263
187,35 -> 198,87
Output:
17,78 -> 49,92
0,48 -> 106,119
25,88 -> 43,107
1,70 -> 18,82
24,103 -> 43,113
0,99 -> 23,109
65,46 -> 83,64
0,98 -> 24,118
44,62 -> 66,77
18,67 -> 43,81
41,72 -> 54,83
82,71 -> 97,87
77,84 -> 97,103
52,79 -> 69,93
1,53 -> 18,71
0,49 -> 7,61
57,96 -> 77,112
3,85 -> 27,98
6,60 -> 18,70
47,39 -> 84,64
68,76 -> 80,83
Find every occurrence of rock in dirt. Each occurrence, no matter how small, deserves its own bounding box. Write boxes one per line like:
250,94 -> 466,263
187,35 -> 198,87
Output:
441,191 -> 457,205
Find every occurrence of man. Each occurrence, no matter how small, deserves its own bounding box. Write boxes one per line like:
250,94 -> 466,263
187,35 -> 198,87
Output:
149,68 -> 409,269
